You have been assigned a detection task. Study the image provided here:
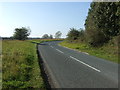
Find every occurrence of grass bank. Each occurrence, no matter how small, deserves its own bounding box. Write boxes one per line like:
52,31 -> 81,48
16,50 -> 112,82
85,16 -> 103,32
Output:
2,40 -> 44,88
59,39 -> 118,63
2,39 -> 64,89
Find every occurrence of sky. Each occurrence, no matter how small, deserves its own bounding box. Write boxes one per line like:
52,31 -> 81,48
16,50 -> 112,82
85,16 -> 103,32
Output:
0,2 -> 91,38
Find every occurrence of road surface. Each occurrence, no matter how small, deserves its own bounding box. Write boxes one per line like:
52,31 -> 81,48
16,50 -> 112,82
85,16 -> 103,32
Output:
38,41 -> 118,88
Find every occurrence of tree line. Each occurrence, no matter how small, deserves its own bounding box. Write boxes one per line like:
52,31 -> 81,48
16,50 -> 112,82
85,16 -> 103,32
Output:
67,2 -> 120,47
12,27 -> 62,40
11,2 -> 119,44
41,31 -> 62,39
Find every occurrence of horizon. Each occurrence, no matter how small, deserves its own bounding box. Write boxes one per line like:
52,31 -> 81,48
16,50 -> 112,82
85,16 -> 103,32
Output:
0,2 -> 91,38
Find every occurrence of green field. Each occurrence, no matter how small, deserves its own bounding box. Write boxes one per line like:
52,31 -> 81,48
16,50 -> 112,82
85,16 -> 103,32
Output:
59,40 -> 118,63
2,40 -> 45,88
2,39 -> 63,88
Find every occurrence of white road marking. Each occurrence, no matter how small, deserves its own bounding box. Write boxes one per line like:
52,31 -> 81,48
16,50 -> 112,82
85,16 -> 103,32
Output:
56,49 -> 64,54
70,56 -> 101,72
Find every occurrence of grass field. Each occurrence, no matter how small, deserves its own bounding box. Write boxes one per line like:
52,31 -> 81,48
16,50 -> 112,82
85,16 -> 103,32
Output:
2,40 -> 45,88
2,39 -> 63,88
59,39 -> 118,63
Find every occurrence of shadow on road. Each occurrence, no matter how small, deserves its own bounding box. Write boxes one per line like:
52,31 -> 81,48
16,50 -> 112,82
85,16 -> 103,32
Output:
36,44 -> 54,89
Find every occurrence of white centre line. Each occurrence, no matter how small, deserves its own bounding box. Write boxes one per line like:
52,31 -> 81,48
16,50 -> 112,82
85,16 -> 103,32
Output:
56,49 -> 64,54
70,56 -> 101,72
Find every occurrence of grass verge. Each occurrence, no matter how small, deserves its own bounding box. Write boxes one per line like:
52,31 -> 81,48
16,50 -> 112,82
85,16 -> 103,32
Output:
2,39 -> 64,89
2,40 -> 44,88
59,40 -> 118,63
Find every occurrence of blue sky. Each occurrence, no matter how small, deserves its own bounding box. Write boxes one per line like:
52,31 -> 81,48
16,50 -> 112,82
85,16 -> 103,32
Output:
0,2 -> 91,38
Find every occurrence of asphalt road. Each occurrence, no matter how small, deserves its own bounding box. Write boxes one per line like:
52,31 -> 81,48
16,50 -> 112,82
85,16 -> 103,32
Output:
38,41 -> 118,88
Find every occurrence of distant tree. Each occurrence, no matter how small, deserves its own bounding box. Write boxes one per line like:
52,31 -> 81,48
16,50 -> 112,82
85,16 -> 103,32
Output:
49,34 -> 53,39
13,27 -> 31,40
42,34 -> 49,39
55,31 -> 62,39
10,36 -> 14,40
67,28 -> 79,41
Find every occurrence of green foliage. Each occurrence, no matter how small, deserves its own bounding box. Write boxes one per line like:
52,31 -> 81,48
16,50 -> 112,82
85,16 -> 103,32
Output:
42,34 -> 49,39
60,2 -> 119,63
67,28 -> 80,41
2,40 -> 44,88
3,81 -> 30,88
2,39 -> 64,88
59,39 -> 118,63
42,34 -> 53,39
78,29 -> 85,42
49,34 -> 53,39
85,2 -> 120,46
67,28 -> 85,43
13,27 -> 31,40
55,31 -> 62,39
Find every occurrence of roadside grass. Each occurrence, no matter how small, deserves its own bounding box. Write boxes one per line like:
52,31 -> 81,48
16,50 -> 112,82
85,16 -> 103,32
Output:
59,39 -> 118,63
2,40 -> 45,88
2,39 -> 64,88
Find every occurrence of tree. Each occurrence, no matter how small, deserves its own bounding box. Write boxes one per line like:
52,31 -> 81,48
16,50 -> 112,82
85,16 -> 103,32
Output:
55,31 -> 62,39
85,2 -> 120,46
78,28 -> 85,42
116,2 -> 120,36
49,34 -> 53,39
67,28 -> 79,41
42,34 -> 49,39
13,27 -> 31,40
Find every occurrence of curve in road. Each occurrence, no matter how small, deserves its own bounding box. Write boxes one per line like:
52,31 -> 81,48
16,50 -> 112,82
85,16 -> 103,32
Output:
38,41 -> 118,88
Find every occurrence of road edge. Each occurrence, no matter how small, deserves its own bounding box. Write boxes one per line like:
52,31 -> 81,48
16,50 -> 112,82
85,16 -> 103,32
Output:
36,44 -> 52,89
36,44 -> 59,89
